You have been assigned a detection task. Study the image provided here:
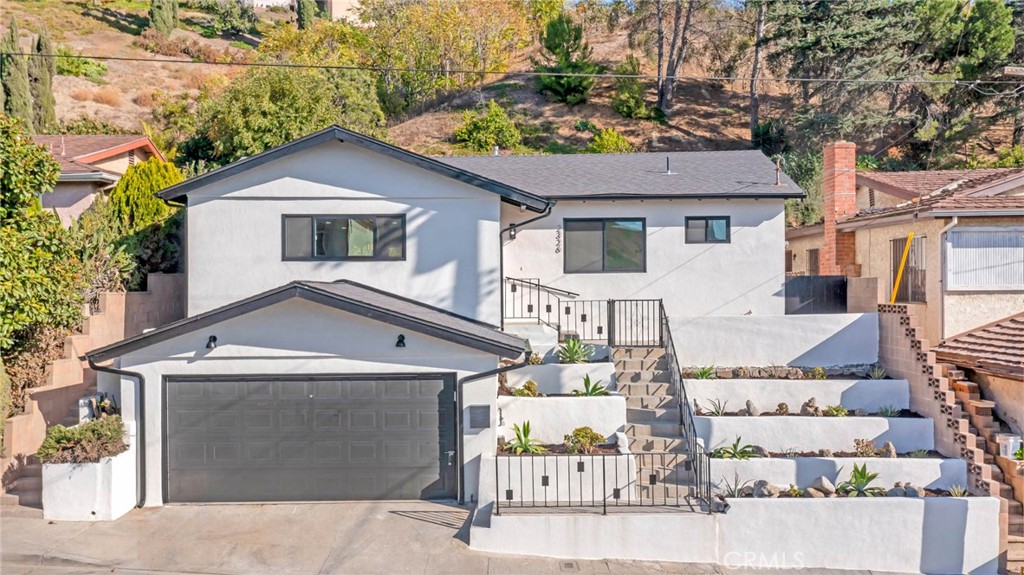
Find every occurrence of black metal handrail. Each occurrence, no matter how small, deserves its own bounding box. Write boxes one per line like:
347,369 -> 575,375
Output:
505,276 -> 579,299
659,301 -> 714,510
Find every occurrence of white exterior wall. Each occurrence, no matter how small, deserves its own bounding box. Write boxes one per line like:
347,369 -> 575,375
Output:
687,378 -> 910,413
106,298 -> 503,506
695,415 -> 935,453
496,395 -> 627,443
501,199 -> 787,318
186,140 -> 503,323
710,457 -> 968,491
505,363 -> 616,396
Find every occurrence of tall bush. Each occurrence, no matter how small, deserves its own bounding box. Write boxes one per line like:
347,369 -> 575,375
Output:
587,128 -> 633,154
453,100 -> 521,153
29,28 -> 57,133
149,0 -> 179,35
108,157 -> 182,231
296,0 -> 318,30
1,21 -> 34,131
533,13 -> 601,106
611,56 -> 651,119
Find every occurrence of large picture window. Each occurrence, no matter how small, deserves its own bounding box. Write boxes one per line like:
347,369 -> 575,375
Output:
283,215 -> 406,261
564,218 -> 646,273
685,216 -> 730,243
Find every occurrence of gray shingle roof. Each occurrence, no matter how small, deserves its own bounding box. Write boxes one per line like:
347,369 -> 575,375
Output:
439,150 -> 803,200
85,280 -> 527,362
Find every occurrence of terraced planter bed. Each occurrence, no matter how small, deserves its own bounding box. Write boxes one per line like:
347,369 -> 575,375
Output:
686,378 -> 909,414
695,415 -> 935,453
711,456 -> 968,491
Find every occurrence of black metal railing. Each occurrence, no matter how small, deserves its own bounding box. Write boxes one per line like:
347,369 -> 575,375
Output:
504,277 -> 577,329
559,299 -> 608,342
659,301 -> 713,509
609,299 -> 662,347
494,452 -> 699,515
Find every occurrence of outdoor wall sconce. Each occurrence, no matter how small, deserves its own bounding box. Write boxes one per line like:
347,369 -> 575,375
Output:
395,334 -> 406,348
206,335 -> 217,350
509,224 -> 517,240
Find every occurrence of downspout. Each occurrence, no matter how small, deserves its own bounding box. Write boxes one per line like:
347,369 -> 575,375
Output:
499,204 -> 553,330
86,358 -> 147,508
938,216 -> 959,342
455,349 -> 533,505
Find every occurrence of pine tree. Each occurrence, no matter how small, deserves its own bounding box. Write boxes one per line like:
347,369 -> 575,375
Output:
296,0 -> 317,30
533,13 -> 602,106
29,28 -> 56,133
149,0 -> 178,35
1,20 -> 35,132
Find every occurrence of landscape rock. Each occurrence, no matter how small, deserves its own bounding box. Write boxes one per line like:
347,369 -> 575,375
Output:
811,476 -> 836,496
819,449 -> 833,457
880,441 -> 898,458
753,480 -> 780,498
716,368 -> 734,379
745,400 -> 759,417
887,486 -> 907,497
751,446 -> 770,458
776,402 -> 789,415
800,397 -> 822,417
905,484 -> 923,498
852,409 -> 866,417
804,487 -> 826,498
738,485 -> 754,498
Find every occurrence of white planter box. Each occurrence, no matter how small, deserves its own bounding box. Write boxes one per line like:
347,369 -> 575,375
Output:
687,378 -> 910,413
42,446 -> 136,521
711,456 -> 968,491
695,415 -> 935,453
497,394 -> 626,443
506,363 -> 616,396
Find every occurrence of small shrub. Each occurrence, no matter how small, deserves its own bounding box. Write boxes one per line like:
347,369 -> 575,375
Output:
837,463 -> 884,497
453,100 -> 522,153
564,426 -> 605,454
587,128 -> 633,154
527,353 -> 543,365
809,366 -> 826,380
1015,447 -> 1024,461
867,366 -> 887,379
752,118 -> 788,156
908,449 -> 931,459
557,339 -> 593,364
611,55 -> 652,119
853,438 -> 878,458
37,416 -> 128,464
511,380 -> 540,397
92,86 -> 123,107
691,365 -> 716,380
506,421 -> 546,455
776,402 -> 789,415
572,374 -> 608,396
787,484 -> 803,497
712,436 -> 761,460
824,404 -> 848,417
55,45 -> 108,81
573,119 -> 598,133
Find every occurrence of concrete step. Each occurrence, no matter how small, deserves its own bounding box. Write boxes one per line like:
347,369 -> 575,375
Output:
637,483 -> 694,500
615,357 -> 668,371
613,347 -> 665,360
627,406 -> 678,422
967,399 -> 996,417
1008,499 -> 1024,514
615,382 -> 675,396
625,422 -> 682,437
615,370 -> 672,384
625,395 -> 679,409
628,436 -> 687,453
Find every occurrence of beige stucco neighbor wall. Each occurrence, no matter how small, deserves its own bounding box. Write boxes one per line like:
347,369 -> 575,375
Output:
40,182 -> 102,226
945,293 -> 1024,338
92,149 -> 155,175
973,372 -> 1024,437
786,232 -> 822,275
1,274 -> 185,492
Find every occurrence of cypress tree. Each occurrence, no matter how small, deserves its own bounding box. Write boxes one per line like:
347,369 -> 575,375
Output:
1,20 -> 35,132
29,28 -> 56,133
296,0 -> 317,30
0,30 -> 7,113
149,0 -> 178,35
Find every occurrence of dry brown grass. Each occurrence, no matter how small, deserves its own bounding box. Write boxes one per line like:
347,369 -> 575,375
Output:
133,89 -> 158,108
92,85 -> 123,108
70,88 -> 92,102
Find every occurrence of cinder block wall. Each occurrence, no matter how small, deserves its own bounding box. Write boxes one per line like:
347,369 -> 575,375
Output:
1,274 -> 185,488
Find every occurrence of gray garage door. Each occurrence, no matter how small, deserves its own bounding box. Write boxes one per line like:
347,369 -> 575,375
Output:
164,374 -> 457,503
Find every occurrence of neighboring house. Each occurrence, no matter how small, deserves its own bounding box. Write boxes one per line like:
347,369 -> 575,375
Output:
320,0 -> 358,19
786,142 -> 1024,343
32,134 -> 164,225
82,126 -> 801,508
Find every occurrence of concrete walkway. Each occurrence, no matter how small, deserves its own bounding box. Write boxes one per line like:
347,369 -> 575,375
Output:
2,501 -> 906,575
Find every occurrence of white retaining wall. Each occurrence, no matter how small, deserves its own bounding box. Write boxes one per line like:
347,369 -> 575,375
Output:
497,395 -> 626,444
687,378 -> 910,413
471,497 -> 1000,575
42,427 -> 136,521
711,457 -> 968,491
695,415 -> 935,453
672,313 -> 879,367
506,363 -> 617,396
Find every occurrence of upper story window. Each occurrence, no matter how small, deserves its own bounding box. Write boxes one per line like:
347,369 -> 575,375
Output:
564,218 -> 646,273
283,215 -> 406,261
685,216 -> 730,243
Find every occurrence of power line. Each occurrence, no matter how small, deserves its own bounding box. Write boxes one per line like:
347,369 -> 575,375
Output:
5,51 -> 1024,89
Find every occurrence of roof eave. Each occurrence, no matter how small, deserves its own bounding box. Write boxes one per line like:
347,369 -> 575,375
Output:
931,209 -> 1024,218
546,191 -> 804,201
57,172 -> 120,184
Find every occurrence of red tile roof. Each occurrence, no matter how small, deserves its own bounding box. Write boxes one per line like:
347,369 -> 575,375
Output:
838,191 -> 1024,226
933,314 -> 1024,378
857,168 -> 1024,199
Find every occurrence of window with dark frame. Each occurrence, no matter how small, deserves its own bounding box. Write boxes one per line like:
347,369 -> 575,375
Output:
282,215 -> 406,261
685,216 -> 730,243
564,218 -> 645,273
891,236 -> 926,303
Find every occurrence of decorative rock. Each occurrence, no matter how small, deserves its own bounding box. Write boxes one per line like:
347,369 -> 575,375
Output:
716,368 -> 734,379
753,480 -> 780,498
738,485 -> 754,498
819,449 -> 833,457
811,476 -> 836,496
905,484 -> 923,498
800,397 -> 822,417
852,409 -> 866,417
751,446 -> 770,458
804,487 -> 826,498
745,400 -> 759,417
880,441 -> 898,458
887,486 -> 907,497
788,368 -> 804,379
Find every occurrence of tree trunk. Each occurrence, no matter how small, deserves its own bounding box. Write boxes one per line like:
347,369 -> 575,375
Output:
749,0 -> 766,142
659,0 -> 695,114
655,0 -> 665,108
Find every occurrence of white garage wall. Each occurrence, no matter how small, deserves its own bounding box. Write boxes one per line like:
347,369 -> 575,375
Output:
501,199 -> 787,318
185,140 -> 503,324
105,298 -> 506,507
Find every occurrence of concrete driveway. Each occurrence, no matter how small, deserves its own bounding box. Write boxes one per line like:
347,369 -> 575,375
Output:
2,501 -> 906,575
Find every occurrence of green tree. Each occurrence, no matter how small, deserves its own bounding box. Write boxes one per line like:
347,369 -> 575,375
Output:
611,55 -> 651,119
0,115 -> 58,220
149,0 -> 179,35
453,100 -> 521,152
1,21 -> 35,132
109,157 -> 183,231
296,0 -> 318,30
534,13 -> 601,106
29,29 -> 56,133
587,128 -> 633,153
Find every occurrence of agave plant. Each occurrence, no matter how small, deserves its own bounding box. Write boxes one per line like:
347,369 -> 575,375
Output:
867,366 -> 887,379
712,436 -> 761,460
572,374 -> 609,396
703,398 -> 728,416
506,421 -> 546,455
691,365 -> 716,379
719,472 -> 752,498
557,339 -> 594,364
837,463 -> 884,497
877,404 -> 901,417
947,485 -> 969,497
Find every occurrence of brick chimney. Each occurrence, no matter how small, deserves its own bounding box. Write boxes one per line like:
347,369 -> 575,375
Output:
821,141 -> 860,277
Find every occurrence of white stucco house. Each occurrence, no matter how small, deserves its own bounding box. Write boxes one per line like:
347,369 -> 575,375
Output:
82,126 -> 803,509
